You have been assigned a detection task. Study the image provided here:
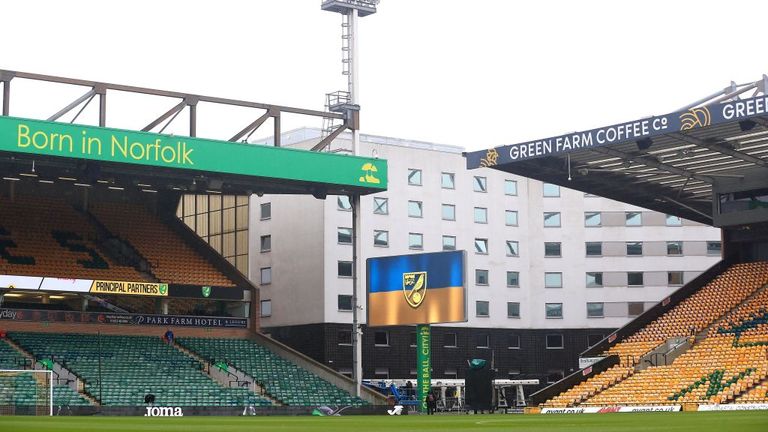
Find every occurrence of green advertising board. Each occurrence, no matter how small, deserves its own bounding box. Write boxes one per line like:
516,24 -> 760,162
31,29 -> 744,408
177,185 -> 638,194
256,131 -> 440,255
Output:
0,116 -> 387,190
417,324 -> 431,413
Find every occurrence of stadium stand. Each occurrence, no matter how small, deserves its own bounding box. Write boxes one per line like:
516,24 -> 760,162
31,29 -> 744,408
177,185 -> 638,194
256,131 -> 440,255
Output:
89,202 -> 235,287
7,332 -> 270,407
541,261 -> 768,407
178,337 -> 368,407
0,196 -> 145,281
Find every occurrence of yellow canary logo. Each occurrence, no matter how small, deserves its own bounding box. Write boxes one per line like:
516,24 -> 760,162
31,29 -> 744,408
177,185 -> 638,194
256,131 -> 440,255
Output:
359,162 -> 381,184
403,271 -> 427,308
679,107 -> 711,131
480,149 -> 499,167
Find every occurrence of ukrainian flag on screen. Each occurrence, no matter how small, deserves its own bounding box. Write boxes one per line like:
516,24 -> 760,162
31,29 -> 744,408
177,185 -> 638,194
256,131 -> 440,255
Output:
367,250 -> 466,326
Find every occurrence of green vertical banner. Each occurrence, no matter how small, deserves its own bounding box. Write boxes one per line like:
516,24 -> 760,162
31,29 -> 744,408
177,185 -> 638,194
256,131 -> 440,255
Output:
416,324 -> 431,413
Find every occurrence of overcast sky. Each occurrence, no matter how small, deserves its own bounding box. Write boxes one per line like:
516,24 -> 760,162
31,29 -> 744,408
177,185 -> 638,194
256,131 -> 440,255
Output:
2,0 -> 767,151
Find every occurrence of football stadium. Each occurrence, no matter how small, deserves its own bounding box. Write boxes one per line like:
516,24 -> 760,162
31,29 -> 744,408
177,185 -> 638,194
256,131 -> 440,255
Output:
2,2 -> 768,432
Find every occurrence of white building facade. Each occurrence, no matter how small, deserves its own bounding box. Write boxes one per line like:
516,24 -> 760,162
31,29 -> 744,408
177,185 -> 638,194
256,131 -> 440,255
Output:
250,129 -> 721,383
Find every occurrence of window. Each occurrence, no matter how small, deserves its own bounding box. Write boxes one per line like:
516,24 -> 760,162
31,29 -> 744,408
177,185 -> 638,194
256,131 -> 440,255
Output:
505,179 -> 518,196
409,233 -> 423,250
506,271 -> 520,287
260,202 -> 271,220
543,183 -> 560,197
337,227 -> 352,244
626,242 -> 643,256
338,261 -> 353,277
667,241 -> 683,255
586,272 -> 603,287
546,333 -> 564,348
628,272 -> 644,286
373,367 -> 389,379
409,332 -> 417,347
444,368 -> 458,378
373,197 -> 388,215
408,200 -> 423,218
506,240 -> 519,257
260,235 -> 271,252
587,334 -> 603,347
475,269 -> 489,285
260,267 -> 272,285
625,211 -> 642,226
474,238 -> 488,254
407,168 -> 422,186
587,302 -> 604,318
338,295 -> 352,311
584,212 -> 601,227
707,241 -> 722,256
260,300 -> 272,317
442,235 -> 456,251
507,302 -> 520,318
337,196 -> 351,211
476,333 -> 490,348
474,207 -> 488,224
508,369 -> 521,378
441,172 -> 455,189
338,330 -> 352,345
544,242 -> 561,257
442,204 -> 456,221
373,230 -> 389,247
505,210 -> 518,226
666,214 -> 683,226
543,212 -> 561,227
473,176 -> 487,192
586,242 -> 603,256
374,331 -> 389,346
508,334 -> 521,349
547,370 -> 564,384
628,302 -> 645,317
668,271 -> 684,285
444,333 -> 457,348
546,303 -> 563,319
545,272 -> 563,288
476,300 -> 490,317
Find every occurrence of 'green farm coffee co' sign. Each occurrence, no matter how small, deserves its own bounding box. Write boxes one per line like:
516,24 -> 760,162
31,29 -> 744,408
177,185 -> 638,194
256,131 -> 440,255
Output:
0,116 -> 387,190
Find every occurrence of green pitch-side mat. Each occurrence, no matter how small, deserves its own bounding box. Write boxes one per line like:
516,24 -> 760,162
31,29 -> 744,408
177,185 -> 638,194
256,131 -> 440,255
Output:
0,411 -> 767,432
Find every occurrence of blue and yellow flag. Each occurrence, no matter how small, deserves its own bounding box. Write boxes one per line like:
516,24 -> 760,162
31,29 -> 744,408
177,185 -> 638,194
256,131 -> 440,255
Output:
366,251 -> 466,326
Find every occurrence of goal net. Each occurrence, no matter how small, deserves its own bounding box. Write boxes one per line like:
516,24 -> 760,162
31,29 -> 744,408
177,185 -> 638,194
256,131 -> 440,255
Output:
0,370 -> 52,416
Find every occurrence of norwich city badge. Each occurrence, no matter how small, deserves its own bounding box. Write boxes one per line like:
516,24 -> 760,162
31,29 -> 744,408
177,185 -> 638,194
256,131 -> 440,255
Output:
403,271 -> 427,308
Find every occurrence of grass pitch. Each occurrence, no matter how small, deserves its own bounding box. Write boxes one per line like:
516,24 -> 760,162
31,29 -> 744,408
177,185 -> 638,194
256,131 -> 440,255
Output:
1,411 -> 767,432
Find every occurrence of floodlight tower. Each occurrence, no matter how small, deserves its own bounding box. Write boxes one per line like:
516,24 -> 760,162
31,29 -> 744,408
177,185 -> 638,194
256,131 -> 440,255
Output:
321,0 -> 378,398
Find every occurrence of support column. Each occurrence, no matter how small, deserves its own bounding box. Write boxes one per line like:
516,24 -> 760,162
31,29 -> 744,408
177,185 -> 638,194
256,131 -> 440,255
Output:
351,194 -> 362,396
417,324 -> 431,413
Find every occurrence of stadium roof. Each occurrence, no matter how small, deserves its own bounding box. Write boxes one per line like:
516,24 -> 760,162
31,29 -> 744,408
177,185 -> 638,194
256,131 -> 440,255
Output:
465,77 -> 768,225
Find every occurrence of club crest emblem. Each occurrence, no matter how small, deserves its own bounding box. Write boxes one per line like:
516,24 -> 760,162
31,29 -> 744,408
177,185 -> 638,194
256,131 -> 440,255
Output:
403,271 -> 427,308
202,286 -> 211,298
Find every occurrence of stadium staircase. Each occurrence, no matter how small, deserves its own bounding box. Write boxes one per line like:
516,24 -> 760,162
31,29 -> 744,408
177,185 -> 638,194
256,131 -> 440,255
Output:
173,341 -> 281,406
177,337 -> 370,407
80,208 -> 160,282
537,261 -> 768,407
0,338 -> 92,408
89,202 -> 236,287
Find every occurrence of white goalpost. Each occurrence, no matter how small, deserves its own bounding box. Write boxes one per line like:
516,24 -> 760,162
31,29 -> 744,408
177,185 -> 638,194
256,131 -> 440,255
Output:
0,369 -> 53,416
